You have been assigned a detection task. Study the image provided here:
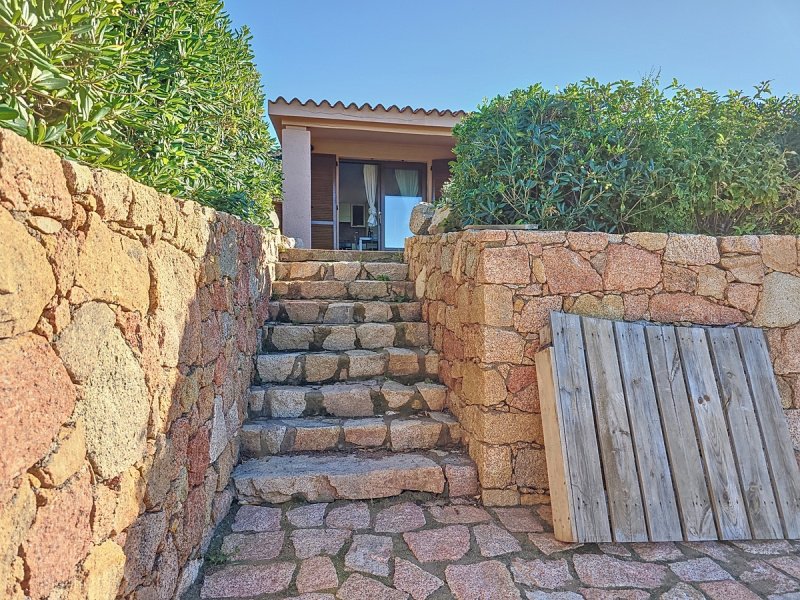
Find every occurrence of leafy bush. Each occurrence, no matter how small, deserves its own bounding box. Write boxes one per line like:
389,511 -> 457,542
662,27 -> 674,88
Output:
0,0 -> 280,225
445,78 -> 800,235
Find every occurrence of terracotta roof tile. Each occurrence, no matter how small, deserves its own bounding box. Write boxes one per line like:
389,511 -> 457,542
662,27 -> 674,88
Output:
270,97 -> 467,118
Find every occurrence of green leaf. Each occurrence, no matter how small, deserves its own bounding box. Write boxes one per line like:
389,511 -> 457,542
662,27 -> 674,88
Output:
0,104 -> 19,120
37,75 -> 71,90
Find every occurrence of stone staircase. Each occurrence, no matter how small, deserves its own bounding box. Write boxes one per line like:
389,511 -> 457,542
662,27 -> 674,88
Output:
232,249 -> 477,505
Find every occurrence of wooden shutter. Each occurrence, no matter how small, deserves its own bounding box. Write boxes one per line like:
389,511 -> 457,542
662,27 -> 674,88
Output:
273,202 -> 283,234
431,158 -> 452,202
311,153 -> 336,249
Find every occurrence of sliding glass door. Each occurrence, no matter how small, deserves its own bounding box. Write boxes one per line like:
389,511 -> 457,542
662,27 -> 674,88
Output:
337,161 -> 426,250
381,163 -> 425,249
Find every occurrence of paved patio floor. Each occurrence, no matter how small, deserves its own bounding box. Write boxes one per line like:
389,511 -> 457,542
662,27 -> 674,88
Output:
190,493 -> 800,599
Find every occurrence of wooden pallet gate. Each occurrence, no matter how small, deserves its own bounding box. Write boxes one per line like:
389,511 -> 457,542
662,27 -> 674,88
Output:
535,311 -> 800,543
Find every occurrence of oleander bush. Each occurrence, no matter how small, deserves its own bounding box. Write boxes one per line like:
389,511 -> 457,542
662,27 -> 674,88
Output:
445,78 -> 800,235
0,0 -> 280,225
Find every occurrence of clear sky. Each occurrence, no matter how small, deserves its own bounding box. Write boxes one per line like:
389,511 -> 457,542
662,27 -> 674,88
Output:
226,0 -> 800,128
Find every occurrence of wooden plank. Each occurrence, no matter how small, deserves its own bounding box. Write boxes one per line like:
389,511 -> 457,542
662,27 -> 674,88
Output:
549,312 -> 611,542
707,328 -> 783,539
676,327 -> 751,540
737,327 -> 800,538
539,323 -> 553,348
646,325 -> 717,541
582,317 -> 648,542
535,347 -> 577,542
615,321 -> 682,541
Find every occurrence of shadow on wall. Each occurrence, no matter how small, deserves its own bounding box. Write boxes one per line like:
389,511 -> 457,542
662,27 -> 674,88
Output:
0,129 -> 279,599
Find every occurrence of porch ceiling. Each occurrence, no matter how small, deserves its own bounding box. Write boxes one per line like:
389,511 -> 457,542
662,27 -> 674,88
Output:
307,124 -> 455,148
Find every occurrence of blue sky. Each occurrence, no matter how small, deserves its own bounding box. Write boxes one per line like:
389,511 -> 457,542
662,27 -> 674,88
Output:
226,0 -> 800,128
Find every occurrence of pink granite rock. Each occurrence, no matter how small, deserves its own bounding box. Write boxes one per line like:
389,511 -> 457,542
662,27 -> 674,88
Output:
286,591 -> 336,599
682,542 -> 736,563
515,296 -> 563,333
669,558 -> 733,582
697,581 -> 761,600
325,502 -> 371,529
630,542 -> 684,562
287,503 -> 328,528
731,540 -> 793,555
428,505 -> 492,524
573,554 -> 667,589
649,292 -> 745,325
22,469 -> 92,598
296,556 -> 339,593
567,232 -> 610,252
726,283 -> 760,313
200,563 -> 295,598
510,558 -> 573,589
659,584 -> 706,600
473,523 -> 522,557
526,533 -> 583,556
0,129 -> 72,219
599,543 -> 632,557
337,574 -> 409,600
578,590 -> 650,600
602,244 -> 662,291
345,534 -> 394,576
445,560 -> 522,600
403,525 -> 471,562
290,528 -> 351,559
231,505 -> 282,532
375,502 -> 426,533
664,234 -> 720,265
1,333 -> 76,487
478,246 -> 531,284
221,531 -> 284,561
769,555 -> 800,578
542,247 -> 602,294
444,461 -> 480,497
494,507 -> 544,532
393,558 -> 443,600
738,559 -> 799,595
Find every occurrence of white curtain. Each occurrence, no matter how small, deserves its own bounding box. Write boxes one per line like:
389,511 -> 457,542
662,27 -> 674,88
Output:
363,164 -> 378,227
395,169 -> 419,198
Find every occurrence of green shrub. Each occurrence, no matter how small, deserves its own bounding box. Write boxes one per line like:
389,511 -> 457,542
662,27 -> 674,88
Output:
0,0 -> 280,225
445,78 -> 800,235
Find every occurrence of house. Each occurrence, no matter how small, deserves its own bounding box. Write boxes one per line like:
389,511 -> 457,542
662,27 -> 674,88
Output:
268,97 -> 465,249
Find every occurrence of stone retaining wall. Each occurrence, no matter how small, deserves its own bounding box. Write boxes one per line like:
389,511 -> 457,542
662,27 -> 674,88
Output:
406,229 -> 800,507
0,130 -> 281,599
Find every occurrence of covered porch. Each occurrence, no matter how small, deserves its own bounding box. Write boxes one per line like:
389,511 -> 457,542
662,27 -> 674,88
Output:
269,98 -> 464,249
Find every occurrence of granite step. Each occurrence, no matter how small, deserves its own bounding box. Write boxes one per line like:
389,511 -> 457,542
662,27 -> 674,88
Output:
247,380 -> 448,419
255,347 -> 439,385
240,412 -> 462,458
276,261 -> 408,282
271,279 -> 415,301
267,299 -> 422,324
261,322 -> 429,352
232,449 -> 478,503
279,249 -> 403,263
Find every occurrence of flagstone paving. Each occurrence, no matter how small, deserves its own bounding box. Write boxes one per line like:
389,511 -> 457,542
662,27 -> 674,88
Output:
189,494 -> 800,599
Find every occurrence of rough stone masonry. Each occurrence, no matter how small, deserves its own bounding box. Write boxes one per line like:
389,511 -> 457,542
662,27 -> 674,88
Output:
0,130 -> 281,599
4,120 -> 800,598
407,228 -> 800,506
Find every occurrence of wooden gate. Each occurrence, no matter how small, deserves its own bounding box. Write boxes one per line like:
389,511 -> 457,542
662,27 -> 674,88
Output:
535,312 -> 800,543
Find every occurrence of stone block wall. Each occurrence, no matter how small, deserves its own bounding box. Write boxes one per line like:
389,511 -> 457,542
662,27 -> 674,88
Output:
0,130 -> 281,599
406,229 -> 800,507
